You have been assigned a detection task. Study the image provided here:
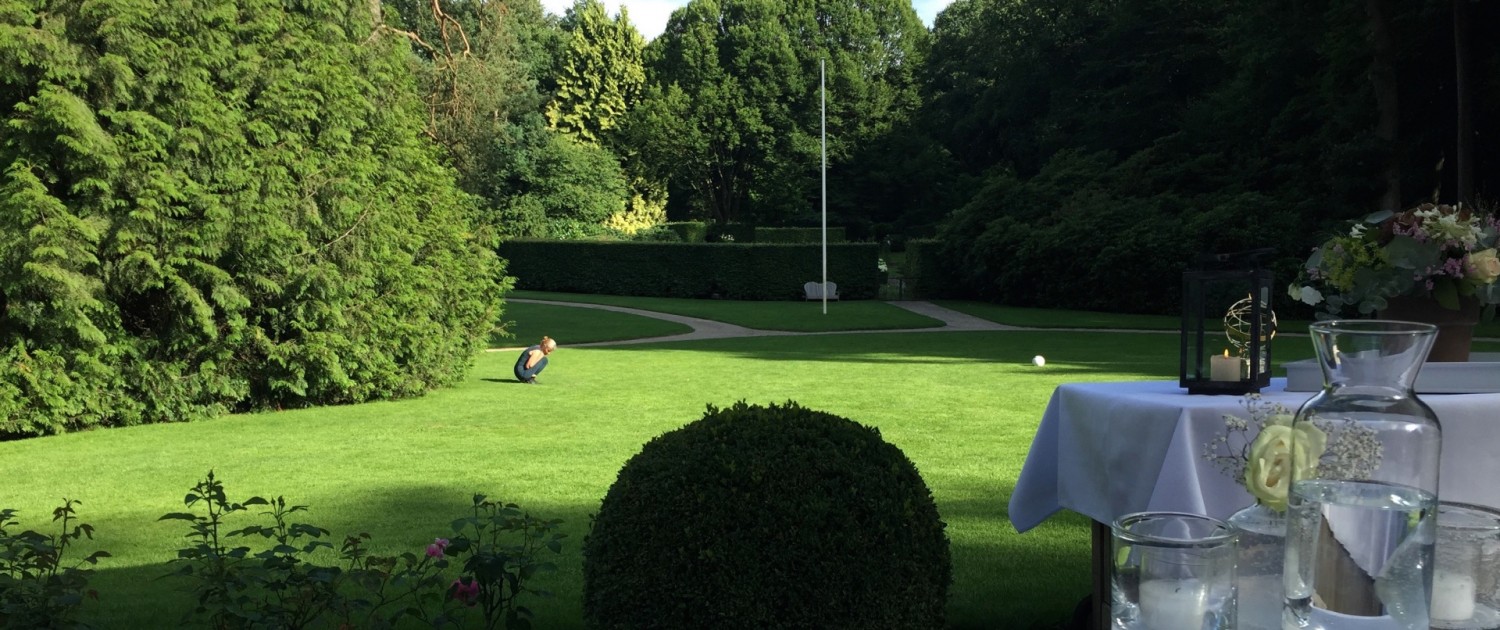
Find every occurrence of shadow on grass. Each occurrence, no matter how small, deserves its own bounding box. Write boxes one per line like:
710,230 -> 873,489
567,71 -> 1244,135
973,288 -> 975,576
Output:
937,485 -> 1094,630
75,479 -> 1092,630
579,329 -> 1319,378
78,485 -> 603,629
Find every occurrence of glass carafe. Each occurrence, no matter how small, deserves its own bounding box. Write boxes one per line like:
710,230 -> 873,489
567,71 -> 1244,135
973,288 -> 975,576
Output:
1282,320 -> 1441,630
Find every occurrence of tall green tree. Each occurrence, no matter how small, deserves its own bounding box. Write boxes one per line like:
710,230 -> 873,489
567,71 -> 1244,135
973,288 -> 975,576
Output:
547,0 -> 662,234
0,0 -> 506,437
925,0 -> 1500,313
547,0 -> 646,144
636,0 -> 927,226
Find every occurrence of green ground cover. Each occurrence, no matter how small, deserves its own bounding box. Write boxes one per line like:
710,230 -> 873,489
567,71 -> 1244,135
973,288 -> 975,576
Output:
494,301 -> 692,347
4,298 -> 1490,629
509,290 -> 944,331
934,301 -> 1182,330
935,299 -> 1500,340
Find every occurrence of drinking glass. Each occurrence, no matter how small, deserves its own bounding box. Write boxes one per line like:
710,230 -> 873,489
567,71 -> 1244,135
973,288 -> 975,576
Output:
1111,511 -> 1237,630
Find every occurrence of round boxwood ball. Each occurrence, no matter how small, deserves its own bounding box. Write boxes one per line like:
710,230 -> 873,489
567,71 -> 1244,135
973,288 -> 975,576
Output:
582,401 -> 951,629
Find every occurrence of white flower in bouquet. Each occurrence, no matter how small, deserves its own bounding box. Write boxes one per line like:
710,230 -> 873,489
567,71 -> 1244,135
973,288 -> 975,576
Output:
1203,394 -> 1381,512
1245,422 -> 1325,511
1291,202 -> 1500,315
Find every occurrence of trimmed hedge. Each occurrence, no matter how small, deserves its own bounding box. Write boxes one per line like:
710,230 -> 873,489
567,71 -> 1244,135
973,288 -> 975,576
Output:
582,401 -> 951,630
498,240 -> 880,300
753,226 -> 846,243
661,221 -> 708,243
706,222 -> 756,243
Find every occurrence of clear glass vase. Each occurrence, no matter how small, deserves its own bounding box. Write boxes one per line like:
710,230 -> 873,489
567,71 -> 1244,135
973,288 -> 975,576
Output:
1282,320 -> 1442,630
1227,501 -> 1286,630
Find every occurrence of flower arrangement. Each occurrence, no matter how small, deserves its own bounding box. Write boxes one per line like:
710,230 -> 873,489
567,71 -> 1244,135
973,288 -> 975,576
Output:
1287,203 -> 1500,317
1203,395 -> 1382,511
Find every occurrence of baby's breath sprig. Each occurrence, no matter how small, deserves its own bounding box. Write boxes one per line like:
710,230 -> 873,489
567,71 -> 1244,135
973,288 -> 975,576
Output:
1202,394 -> 1292,486
1203,394 -> 1384,486
1311,417 -> 1383,481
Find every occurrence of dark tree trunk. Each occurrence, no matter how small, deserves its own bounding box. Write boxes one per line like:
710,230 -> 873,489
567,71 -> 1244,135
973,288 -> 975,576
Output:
1454,0 -> 1474,205
1366,0 -> 1401,213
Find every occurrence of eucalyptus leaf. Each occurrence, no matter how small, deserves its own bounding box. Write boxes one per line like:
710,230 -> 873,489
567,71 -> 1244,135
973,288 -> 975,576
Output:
1383,236 -> 1440,270
1433,280 -> 1460,310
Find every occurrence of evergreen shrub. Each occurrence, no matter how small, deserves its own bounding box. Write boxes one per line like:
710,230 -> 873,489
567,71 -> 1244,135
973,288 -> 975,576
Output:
582,401 -> 950,630
660,221 -> 707,242
753,227 -> 846,243
0,0 -> 506,437
498,241 -> 880,299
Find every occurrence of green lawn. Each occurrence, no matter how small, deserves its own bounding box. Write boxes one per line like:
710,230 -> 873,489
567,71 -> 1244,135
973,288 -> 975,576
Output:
510,290 -> 944,332
4,299 -> 1492,629
933,300 -> 1183,330
935,299 -> 1500,340
493,301 -> 692,347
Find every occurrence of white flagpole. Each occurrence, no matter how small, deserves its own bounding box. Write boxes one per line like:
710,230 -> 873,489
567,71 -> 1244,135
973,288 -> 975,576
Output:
821,59 -> 827,315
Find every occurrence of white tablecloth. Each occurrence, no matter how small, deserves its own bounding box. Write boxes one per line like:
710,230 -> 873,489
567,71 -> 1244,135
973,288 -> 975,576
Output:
1009,378 -> 1500,532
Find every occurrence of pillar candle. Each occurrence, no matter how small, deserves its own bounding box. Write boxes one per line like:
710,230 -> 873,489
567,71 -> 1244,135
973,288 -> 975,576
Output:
1431,569 -> 1477,621
1209,351 -> 1241,382
1139,579 -> 1208,629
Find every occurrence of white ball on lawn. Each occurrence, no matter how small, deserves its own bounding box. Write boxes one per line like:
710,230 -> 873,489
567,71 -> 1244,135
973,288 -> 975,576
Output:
1032,355 -> 1046,367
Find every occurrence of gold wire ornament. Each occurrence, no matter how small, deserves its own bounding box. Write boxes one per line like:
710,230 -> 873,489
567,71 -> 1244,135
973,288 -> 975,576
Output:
1224,294 -> 1277,359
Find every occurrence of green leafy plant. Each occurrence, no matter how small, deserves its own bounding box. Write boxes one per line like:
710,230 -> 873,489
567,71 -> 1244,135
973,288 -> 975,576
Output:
444,495 -> 565,630
162,472 -> 563,629
1289,203 -> 1500,317
0,500 -> 110,628
160,472 -> 348,628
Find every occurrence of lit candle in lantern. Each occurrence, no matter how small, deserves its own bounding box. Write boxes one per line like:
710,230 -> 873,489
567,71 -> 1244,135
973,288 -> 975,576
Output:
1431,568 -> 1477,621
1139,579 -> 1208,629
1209,349 -> 1240,382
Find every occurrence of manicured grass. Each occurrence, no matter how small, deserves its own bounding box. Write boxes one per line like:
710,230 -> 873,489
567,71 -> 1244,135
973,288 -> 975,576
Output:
0,302 -> 1469,629
935,300 -> 1327,336
493,300 -> 692,347
933,300 -> 1182,330
510,290 -> 944,331
1,326 -> 1247,630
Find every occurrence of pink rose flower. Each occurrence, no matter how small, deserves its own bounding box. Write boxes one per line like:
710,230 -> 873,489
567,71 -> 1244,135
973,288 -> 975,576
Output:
451,577 -> 481,606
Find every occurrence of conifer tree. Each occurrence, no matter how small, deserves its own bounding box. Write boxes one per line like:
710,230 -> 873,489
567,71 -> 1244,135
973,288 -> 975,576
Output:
0,0 -> 506,437
547,0 -> 647,144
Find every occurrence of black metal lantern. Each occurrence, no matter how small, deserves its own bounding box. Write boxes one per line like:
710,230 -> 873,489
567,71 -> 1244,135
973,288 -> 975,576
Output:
1180,249 -> 1275,395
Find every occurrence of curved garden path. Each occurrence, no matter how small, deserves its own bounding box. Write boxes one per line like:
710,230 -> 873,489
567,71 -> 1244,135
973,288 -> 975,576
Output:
503,298 -> 1500,350
502,298 -> 1020,349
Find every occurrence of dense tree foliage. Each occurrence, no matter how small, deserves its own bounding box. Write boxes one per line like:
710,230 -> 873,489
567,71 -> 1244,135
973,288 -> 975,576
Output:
547,0 -> 663,234
0,0 -> 506,436
6,0 -> 1498,433
633,0 -> 929,226
382,0 -> 621,239
548,0 -> 646,144
924,0 -> 1500,312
